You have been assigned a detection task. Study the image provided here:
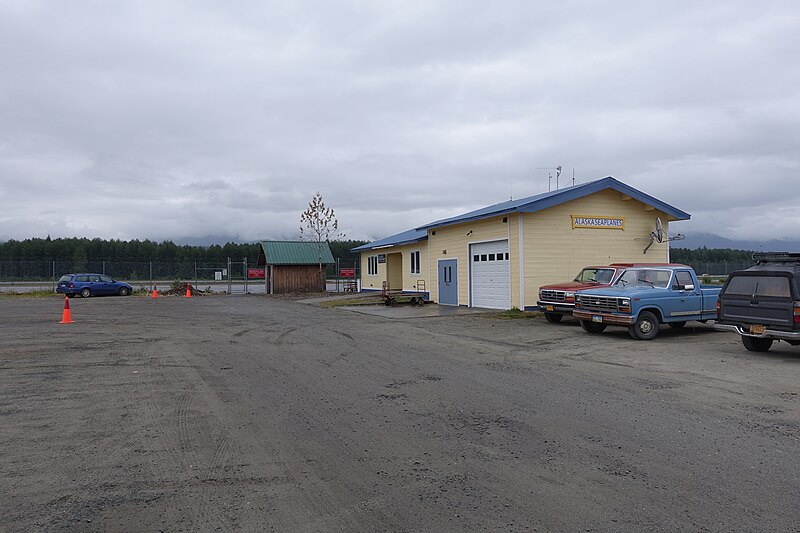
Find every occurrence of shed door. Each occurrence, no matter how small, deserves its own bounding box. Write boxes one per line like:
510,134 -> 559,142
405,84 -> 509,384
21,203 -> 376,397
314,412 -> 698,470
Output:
470,240 -> 510,309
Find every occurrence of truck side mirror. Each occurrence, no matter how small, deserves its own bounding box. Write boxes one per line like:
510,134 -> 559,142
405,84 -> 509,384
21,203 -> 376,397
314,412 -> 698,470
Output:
684,284 -> 695,291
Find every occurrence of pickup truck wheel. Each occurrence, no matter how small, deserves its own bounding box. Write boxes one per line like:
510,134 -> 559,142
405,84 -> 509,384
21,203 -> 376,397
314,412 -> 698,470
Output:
741,336 -> 773,352
580,320 -> 606,333
544,312 -> 563,323
668,321 -> 686,329
632,311 -> 659,340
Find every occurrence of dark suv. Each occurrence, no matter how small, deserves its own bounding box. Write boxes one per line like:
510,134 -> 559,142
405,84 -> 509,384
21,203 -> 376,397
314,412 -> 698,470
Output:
715,253 -> 800,352
56,273 -> 133,298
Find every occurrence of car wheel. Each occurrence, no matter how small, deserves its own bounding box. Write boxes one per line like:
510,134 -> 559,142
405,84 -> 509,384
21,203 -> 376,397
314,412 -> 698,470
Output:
742,336 -> 773,352
668,321 -> 686,329
632,311 -> 659,340
580,320 -> 606,333
118,287 -> 130,296
80,288 -> 91,298
544,312 -> 563,323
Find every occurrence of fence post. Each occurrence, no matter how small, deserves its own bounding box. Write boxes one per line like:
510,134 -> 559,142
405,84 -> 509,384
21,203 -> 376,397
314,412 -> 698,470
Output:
149,261 -> 153,292
52,260 -> 56,292
195,262 -> 198,291
244,257 -> 248,294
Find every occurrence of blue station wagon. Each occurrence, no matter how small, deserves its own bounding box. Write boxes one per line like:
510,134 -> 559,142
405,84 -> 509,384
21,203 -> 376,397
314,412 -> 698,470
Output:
56,273 -> 133,298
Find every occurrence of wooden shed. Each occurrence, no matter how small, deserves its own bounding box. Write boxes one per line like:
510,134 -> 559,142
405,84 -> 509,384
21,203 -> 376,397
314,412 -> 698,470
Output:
257,240 -> 335,294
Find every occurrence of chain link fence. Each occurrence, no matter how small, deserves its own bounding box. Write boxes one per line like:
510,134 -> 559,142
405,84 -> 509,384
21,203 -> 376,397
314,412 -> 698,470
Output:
0,259 -> 360,293
0,259 -> 753,284
0,260 -> 226,284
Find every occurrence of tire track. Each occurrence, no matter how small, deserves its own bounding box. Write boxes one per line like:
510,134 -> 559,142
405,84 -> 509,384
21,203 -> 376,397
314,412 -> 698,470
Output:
274,327 -> 297,346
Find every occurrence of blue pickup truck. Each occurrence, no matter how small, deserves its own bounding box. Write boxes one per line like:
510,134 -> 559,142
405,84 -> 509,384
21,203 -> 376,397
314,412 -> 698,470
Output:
573,265 -> 721,340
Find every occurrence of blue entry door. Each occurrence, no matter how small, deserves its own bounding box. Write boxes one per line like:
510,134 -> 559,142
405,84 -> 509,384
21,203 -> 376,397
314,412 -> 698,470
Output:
438,259 -> 458,305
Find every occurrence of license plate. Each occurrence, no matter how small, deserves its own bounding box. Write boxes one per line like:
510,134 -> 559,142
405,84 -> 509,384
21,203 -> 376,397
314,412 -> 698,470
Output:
545,305 -> 554,311
592,315 -> 603,323
749,324 -> 766,334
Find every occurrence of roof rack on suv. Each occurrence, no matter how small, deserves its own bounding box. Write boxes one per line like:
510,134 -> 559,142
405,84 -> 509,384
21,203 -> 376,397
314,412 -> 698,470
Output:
752,252 -> 800,263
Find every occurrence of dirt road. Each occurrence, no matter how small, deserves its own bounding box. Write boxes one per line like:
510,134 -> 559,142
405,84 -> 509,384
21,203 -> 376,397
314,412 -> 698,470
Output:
1,296 -> 798,531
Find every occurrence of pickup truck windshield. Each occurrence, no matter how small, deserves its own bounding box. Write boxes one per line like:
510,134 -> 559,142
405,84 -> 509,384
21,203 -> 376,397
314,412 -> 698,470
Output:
573,268 -> 615,283
616,268 -> 671,289
725,275 -> 792,298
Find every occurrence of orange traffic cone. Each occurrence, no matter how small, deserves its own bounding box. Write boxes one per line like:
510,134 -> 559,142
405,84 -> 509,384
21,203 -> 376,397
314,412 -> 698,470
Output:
151,285 -> 158,299
59,296 -> 73,324
185,284 -> 192,298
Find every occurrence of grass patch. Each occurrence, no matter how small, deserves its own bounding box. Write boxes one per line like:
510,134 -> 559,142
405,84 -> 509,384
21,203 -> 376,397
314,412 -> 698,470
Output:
484,307 -> 542,319
0,290 -> 62,298
320,297 -> 384,307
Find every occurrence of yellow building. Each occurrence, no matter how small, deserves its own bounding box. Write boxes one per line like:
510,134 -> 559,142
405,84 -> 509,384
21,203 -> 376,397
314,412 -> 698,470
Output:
354,177 -> 689,310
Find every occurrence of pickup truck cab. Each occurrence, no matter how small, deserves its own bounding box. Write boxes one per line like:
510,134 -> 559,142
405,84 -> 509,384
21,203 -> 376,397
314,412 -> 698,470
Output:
714,252 -> 800,352
573,265 -> 720,340
537,263 -> 684,323
537,265 -> 621,322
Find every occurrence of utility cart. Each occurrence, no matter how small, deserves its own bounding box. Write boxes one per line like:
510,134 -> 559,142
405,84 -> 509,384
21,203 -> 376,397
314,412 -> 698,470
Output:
381,280 -> 428,306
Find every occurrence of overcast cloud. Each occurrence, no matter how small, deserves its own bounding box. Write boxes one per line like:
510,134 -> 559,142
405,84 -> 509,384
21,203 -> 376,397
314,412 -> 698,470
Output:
1,0 -> 798,243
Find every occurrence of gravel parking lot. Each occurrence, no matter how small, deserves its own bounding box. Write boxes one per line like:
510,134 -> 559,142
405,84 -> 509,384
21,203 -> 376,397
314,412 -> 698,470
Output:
1,296 -> 799,531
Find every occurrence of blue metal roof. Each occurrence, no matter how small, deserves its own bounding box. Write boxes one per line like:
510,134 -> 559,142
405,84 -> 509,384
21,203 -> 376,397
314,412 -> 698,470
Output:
351,228 -> 428,252
417,177 -> 690,230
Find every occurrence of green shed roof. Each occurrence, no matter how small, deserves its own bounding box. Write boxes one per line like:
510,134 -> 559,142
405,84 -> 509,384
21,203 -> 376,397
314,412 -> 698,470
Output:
258,240 -> 335,266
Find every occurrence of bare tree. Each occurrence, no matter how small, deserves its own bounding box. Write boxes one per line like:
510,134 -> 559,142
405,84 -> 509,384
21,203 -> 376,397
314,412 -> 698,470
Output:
300,192 -> 344,281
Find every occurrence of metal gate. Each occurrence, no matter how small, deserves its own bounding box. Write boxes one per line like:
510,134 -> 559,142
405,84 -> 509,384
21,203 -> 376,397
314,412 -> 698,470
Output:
227,257 -> 249,295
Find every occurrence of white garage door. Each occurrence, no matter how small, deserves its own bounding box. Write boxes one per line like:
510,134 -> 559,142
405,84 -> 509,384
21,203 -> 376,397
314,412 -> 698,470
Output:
470,240 -> 510,309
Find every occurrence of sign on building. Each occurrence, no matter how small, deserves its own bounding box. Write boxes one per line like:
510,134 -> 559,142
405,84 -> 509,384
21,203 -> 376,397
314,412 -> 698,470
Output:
571,215 -> 625,230
247,268 -> 266,279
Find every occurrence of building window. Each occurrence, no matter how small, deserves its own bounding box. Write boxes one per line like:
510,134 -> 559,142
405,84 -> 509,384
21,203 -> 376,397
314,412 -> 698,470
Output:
368,256 -> 379,276
410,250 -> 421,275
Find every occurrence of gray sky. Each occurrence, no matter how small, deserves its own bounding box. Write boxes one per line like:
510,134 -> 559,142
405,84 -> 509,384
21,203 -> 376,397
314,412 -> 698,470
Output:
1,0 -> 798,243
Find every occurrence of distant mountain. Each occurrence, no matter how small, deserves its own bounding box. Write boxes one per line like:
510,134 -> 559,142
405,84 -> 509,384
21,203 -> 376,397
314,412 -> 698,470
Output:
174,235 -> 243,246
174,234 -> 299,246
673,232 -> 800,252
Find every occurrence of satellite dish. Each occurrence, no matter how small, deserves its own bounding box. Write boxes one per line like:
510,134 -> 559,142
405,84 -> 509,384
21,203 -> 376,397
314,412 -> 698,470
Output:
637,217 -> 686,253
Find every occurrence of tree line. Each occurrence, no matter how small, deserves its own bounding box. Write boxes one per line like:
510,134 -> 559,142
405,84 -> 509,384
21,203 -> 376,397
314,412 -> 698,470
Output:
0,238 -> 759,265
669,247 -> 756,264
0,237 -> 368,263
0,238 -> 369,282
0,238 -> 760,281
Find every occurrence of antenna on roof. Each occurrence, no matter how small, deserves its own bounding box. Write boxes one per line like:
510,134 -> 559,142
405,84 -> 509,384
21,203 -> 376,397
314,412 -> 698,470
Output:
536,165 -> 564,192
